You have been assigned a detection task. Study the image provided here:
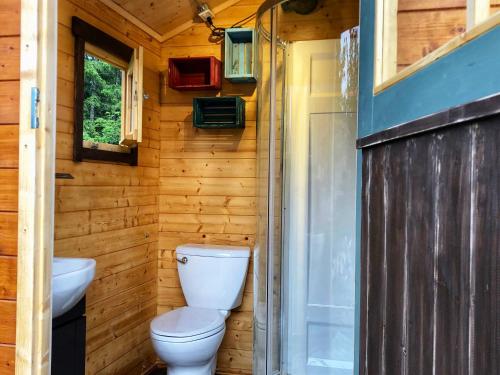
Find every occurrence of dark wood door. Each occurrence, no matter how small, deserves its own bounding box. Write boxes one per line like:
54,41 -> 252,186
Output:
358,98 -> 500,375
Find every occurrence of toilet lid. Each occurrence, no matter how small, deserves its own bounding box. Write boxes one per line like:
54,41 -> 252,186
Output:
151,306 -> 225,338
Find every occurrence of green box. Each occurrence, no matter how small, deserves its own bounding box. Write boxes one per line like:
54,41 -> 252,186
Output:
193,97 -> 245,129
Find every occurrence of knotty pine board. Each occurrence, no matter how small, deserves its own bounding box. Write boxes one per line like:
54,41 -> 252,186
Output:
0,0 -> 19,372
158,0 -> 359,373
54,1 -> 161,374
159,2 -> 263,373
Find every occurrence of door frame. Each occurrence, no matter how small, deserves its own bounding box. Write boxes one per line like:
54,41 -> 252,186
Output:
16,0 -> 57,373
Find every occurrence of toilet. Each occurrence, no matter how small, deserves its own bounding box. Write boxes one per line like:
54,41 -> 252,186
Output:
150,244 -> 250,375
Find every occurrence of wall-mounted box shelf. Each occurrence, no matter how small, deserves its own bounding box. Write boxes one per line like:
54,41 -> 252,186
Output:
168,57 -> 222,91
224,28 -> 256,83
193,97 -> 245,129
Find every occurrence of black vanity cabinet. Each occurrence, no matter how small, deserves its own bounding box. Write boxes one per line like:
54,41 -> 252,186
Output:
52,297 -> 86,375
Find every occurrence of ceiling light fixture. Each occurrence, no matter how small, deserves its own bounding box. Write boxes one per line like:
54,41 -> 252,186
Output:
197,3 -> 215,23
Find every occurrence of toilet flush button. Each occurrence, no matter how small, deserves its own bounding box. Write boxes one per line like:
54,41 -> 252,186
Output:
177,256 -> 188,264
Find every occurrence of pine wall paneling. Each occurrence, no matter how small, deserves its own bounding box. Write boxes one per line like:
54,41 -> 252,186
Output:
159,1 -> 262,373
158,0 -> 358,373
54,1 -> 161,373
6,0 -> 477,373
0,0 -> 20,373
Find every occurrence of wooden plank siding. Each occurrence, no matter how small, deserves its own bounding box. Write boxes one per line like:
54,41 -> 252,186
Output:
359,102 -> 500,375
54,1 -> 161,374
0,0 -> 19,373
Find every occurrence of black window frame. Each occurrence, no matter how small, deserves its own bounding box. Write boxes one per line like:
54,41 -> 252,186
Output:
71,16 -> 138,165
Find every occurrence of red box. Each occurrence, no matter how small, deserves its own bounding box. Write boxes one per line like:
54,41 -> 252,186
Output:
168,57 -> 222,91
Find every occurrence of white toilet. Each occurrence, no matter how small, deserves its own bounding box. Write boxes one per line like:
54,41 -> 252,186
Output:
150,243 -> 250,375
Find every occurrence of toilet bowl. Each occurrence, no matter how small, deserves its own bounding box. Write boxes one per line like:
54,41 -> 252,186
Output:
150,244 -> 250,375
151,307 -> 226,375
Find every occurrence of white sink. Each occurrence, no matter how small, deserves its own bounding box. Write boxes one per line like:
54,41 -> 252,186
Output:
52,257 -> 96,318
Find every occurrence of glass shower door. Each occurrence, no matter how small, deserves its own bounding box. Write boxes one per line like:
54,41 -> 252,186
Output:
255,2 -> 359,374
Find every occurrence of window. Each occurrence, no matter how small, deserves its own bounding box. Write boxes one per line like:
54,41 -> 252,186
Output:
72,17 -> 143,164
374,0 -> 500,93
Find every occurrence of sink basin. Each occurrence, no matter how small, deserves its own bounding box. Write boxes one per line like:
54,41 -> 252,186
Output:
52,257 -> 96,318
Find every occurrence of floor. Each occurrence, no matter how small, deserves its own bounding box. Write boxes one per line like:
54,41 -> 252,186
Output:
147,368 -> 165,375
147,367 -> 229,375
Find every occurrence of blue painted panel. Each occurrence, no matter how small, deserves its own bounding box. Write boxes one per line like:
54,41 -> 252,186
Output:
358,0 -> 500,137
354,3 -> 375,374
358,0 -> 376,137
370,26 -> 500,136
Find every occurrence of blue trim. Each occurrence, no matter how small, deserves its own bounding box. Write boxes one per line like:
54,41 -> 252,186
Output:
359,10 -> 500,137
370,26 -> 500,136
358,0 -> 376,138
354,2 -> 376,374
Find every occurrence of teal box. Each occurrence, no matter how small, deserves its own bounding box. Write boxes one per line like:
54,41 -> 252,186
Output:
193,97 -> 245,129
224,28 -> 256,83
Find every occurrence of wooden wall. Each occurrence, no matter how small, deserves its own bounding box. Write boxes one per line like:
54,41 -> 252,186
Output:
359,97 -> 500,375
279,0 -> 359,41
158,0 -> 358,374
0,0 -> 19,373
54,0 -> 161,373
158,1 -> 262,373
397,0 -> 500,70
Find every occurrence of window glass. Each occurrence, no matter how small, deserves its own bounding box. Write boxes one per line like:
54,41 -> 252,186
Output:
377,0 -> 499,89
492,0 -> 500,15
83,53 -> 123,146
397,0 -> 466,71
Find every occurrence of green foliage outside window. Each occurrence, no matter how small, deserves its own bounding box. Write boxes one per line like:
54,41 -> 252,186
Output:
83,54 -> 122,145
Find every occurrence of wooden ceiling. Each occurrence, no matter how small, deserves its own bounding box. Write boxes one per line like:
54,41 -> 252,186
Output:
109,0 -> 232,39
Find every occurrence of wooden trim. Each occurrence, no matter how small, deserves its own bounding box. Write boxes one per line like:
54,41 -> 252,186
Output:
97,0 -> 163,42
375,10 -> 500,93
81,147 -> 138,166
357,92 -> 500,149
72,17 -> 133,62
72,17 -> 138,165
467,0 -> 490,30
73,35 -> 85,163
374,0 -> 397,86
82,140 -> 130,153
85,43 -> 129,70
16,0 -> 57,373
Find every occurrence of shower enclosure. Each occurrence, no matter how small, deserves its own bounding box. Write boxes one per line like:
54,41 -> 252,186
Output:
254,1 -> 359,374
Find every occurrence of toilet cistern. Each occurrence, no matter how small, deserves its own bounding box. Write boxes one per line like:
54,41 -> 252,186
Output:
150,243 -> 250,375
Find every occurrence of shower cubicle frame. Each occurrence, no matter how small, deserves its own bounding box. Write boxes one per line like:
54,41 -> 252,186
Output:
255,1 -> 286,374
254,1 -> 362,374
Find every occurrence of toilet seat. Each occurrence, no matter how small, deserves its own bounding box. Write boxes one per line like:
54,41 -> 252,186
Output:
151,306 -> 225,343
